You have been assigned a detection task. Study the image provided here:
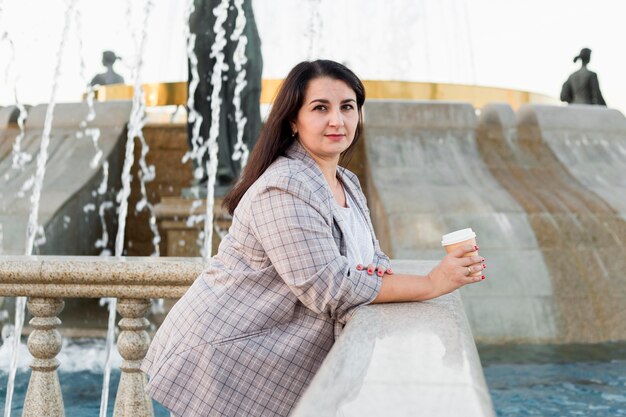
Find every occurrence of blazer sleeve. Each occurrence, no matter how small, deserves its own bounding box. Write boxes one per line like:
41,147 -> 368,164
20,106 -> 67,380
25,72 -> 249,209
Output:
249,175 -> 382,324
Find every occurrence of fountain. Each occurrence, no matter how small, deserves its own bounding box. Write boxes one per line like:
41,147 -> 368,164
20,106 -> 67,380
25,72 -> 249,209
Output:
1,1 -> 626,416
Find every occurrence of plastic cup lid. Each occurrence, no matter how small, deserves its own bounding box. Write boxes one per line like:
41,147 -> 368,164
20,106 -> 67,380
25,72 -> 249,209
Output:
441,228 -> 476,246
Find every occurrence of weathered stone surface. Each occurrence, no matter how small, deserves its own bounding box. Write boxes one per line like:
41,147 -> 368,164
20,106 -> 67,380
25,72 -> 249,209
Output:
509,104 -> 626,342
364,100 -> 555,343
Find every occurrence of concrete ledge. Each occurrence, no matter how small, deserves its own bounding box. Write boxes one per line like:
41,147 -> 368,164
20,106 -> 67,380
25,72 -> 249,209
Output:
0,256 -> 206,298
364,100 -> 477,129
292,260 -> 495,417
518,104 -> 626,132
26,100 -> 134,128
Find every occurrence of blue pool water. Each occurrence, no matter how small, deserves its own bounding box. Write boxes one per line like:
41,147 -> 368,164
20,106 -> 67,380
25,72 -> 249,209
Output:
0,338 -> 170,416
479,343 -> 626,417
3,339 -> 626,415
0,370 -> 170,417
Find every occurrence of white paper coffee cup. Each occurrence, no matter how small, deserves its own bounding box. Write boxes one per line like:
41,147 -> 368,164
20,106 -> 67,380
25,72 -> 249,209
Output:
441,228 -> 480,276
441,228 -> 476,247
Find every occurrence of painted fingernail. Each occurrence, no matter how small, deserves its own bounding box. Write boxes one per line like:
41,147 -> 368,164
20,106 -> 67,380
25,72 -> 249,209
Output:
483,264 -> 486,269
481,275 -> 485,280
386,268 -> 393,274
357,264 -> 363,270
474,245 -> 479,250
481,258 -> 485,262
377,269 -> 384,277
367,267 -> 374,275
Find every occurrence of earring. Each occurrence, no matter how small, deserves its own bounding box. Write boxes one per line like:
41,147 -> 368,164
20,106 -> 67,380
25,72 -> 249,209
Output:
291,131 -> 297,138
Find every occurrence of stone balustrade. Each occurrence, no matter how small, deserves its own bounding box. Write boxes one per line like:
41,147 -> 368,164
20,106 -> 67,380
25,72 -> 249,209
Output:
0,257 -> 495,416
0,256 -> 205,417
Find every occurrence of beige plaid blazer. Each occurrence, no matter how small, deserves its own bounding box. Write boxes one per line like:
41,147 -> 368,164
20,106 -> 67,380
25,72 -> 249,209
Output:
142,141 -> 390,416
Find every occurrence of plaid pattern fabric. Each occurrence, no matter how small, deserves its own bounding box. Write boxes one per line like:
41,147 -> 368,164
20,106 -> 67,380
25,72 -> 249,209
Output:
142,141 -> 390,416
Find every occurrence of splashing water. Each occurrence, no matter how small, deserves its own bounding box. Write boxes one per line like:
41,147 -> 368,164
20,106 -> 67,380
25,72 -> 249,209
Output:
99,2 -> 154,416
181,0 -> 210,260
201,0 -> 230,259
135,130 -> 161,256
3,2 -> 78,416
181,0 -> 204,181
230,0 -> 250,169
75,4 -> 118,257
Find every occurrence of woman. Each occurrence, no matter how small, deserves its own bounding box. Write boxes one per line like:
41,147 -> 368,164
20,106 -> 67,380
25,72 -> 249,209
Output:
142,60 -> 486,417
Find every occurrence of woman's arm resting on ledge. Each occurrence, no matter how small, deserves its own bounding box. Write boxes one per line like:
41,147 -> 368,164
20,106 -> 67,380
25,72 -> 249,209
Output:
370,244 -> 486,304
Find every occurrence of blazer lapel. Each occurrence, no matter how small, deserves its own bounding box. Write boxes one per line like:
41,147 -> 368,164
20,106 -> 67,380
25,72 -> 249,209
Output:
285,141 -> 350,255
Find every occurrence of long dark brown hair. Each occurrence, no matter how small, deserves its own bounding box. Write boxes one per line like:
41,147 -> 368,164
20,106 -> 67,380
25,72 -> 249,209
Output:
223,59 -> 366,214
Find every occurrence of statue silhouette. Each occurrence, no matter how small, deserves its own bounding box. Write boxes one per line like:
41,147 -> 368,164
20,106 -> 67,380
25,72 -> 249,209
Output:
560,48 -> 606,106
90,50 -> 125,87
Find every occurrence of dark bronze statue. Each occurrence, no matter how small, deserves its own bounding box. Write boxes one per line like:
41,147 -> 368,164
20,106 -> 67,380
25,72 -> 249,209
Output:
90,50 -> 125,87
187,0 -> 262,194
560,48 -> 606,106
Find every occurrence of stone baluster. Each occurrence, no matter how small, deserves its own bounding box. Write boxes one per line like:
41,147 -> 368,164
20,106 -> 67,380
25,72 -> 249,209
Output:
23,297 -> 65,417
114,298 -> 154,417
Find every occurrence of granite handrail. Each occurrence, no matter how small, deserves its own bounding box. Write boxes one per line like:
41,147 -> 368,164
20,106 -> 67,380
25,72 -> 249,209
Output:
0,257 -> 495,417
0,256 -> 206,298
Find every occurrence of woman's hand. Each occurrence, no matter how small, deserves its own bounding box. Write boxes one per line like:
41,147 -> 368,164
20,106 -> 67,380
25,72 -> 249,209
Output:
426,245 -> 485,298
358,263 -> 393,277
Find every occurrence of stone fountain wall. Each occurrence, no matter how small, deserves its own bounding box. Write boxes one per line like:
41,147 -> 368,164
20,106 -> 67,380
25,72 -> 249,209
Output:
3,99 -> 625,344
0,101 -> 132,256
363,100 -> 626,343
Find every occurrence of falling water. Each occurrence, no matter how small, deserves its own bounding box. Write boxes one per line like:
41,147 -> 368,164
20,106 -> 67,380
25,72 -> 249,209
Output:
3,1 -> 78,416
99,2 -> 153,416
131,1 -> 160,256
306,0 -> 323,59
135,129 -> 161,256
75,7 -> 117,257
181,0 -> 204,187
181,0 -> 207,256
230,0 -> 250,169
200,0 -> 230,258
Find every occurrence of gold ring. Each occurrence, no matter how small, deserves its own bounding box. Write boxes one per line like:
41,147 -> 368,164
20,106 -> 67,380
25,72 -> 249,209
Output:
467,267 -> 472,276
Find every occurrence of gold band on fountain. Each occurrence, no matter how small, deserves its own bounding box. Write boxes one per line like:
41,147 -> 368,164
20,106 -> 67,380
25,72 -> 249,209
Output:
94,79 -> 558,110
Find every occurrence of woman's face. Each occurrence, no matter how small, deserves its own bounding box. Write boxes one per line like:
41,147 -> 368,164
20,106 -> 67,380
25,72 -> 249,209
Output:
292,77 -> 359,163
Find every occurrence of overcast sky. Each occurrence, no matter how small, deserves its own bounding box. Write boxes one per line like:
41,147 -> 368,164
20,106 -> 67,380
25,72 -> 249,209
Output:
1,0 -> 625,114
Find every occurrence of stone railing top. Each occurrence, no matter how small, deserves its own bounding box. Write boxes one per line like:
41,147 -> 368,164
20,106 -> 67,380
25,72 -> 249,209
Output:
292,260 -> 496,417
364,100 -> 477,130
479,102 -> 516,129
0,256 -> 206,299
